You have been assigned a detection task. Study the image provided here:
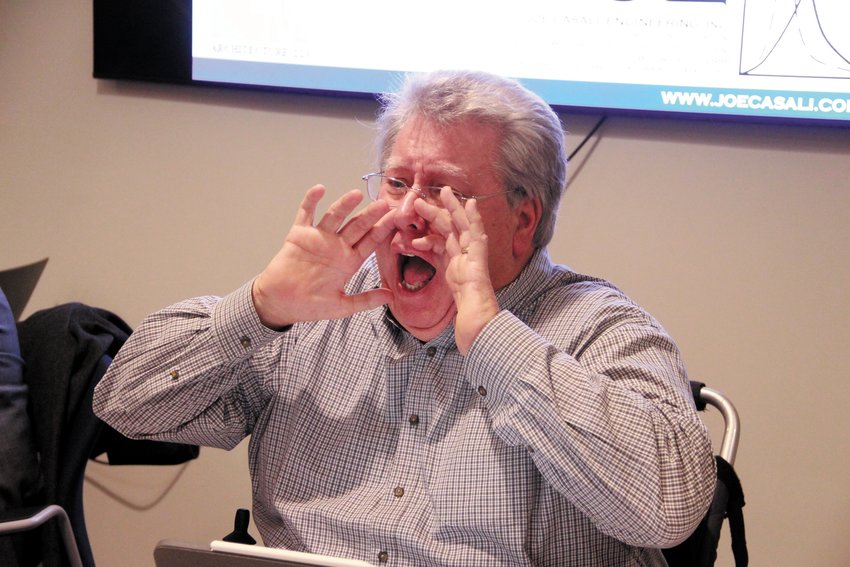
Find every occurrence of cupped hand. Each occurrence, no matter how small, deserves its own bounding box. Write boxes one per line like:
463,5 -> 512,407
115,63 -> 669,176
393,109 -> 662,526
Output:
252,185 -> 396,328
411,187 -> 501,354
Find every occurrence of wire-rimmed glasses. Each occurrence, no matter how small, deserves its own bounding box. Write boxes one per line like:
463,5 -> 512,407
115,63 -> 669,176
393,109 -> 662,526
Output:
362,173 -> 520,208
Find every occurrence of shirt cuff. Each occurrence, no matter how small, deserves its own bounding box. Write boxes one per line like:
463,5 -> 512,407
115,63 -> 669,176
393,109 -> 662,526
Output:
211,279 -> 287,359
465,309 -> 553,411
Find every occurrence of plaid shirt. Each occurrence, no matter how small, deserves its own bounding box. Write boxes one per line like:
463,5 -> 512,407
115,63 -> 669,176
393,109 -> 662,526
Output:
95,249 -> 715,566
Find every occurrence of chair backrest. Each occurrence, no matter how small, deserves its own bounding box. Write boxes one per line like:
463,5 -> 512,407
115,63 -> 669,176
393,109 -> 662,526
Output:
662,381 -> 748,567
690,381 -> 741,465
0,505 -> 84,567
10,302 -> 199,567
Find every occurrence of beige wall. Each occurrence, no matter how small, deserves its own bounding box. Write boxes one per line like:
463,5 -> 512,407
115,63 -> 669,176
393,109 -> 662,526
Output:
2,2 -> 849,566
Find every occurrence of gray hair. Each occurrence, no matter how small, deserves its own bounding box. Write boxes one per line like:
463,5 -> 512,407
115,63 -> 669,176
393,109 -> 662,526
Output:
375,70 -> 568,248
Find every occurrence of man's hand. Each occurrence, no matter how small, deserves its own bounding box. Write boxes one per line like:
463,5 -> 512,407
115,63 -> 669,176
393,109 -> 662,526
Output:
252,185 -> 395,329
411,188 -> 501,355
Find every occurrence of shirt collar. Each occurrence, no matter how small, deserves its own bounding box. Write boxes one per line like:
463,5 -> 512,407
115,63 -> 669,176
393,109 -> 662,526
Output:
493,248 -> 556,317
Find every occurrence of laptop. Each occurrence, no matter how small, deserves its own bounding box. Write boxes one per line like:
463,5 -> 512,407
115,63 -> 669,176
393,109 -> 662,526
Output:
153,540 -> 376,567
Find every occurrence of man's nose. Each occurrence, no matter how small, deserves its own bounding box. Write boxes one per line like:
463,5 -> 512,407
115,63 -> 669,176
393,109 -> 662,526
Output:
393,190 -> 426,233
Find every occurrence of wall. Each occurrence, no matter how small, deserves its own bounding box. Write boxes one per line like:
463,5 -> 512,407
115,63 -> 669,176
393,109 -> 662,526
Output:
2,2 -> 849,566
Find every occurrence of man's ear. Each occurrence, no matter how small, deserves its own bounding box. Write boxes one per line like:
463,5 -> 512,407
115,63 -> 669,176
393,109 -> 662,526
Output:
512,195 -> 542,258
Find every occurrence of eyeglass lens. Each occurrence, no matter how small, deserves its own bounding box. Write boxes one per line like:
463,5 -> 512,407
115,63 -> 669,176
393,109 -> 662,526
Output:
366,174 -> 451,205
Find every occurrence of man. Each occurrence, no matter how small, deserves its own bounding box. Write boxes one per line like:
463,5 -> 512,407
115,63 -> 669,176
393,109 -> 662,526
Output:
94,70 -> 715,566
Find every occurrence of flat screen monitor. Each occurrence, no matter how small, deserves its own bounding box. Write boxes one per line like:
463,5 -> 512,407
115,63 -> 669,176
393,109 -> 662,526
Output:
93,0 -> 850,126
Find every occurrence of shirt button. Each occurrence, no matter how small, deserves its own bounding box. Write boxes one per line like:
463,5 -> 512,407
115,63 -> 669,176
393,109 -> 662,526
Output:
478,385 -> 487,397
377,551 -> 389,563
393,486 -> 404,498
408,414 -> 419,426
239,336 -> 252,348
169,370 -> 179,381
426,346 -> 437,357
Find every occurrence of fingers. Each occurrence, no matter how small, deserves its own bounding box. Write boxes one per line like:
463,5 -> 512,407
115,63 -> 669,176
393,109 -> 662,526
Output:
412,187 -> 486,258
340,199 -> 390,244
340,287 -> 393,317
413,197 -> 454,236
293,185 -> 395,260
442,187 -> 472,234
461,198 -> 485,242
294,185 -> 327,226
411,234 -> 446,256
315,189 -> 363,233
352,205 -> 396,258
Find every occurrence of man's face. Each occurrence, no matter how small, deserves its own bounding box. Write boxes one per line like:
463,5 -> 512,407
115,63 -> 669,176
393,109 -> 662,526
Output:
375,116 -> 532,342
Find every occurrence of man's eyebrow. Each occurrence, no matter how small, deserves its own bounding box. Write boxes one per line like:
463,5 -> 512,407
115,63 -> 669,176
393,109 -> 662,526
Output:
383,161 -> 469,182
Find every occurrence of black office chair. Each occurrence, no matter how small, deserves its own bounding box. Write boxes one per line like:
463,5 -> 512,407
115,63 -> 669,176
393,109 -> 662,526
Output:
663,381 -> 748,567
0,298 -> 201,567
0,506 -> 83,567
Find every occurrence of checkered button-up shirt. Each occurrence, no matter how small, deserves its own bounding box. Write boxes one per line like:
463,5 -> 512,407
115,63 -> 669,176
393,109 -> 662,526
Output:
95,249 -> 715,566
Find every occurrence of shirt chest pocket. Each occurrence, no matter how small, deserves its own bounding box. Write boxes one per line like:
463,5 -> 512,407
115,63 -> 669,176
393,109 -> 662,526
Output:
427,415 -> 537,546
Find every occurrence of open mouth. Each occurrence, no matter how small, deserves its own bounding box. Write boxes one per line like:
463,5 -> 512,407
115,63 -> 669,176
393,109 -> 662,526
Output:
399,253 -> 436,292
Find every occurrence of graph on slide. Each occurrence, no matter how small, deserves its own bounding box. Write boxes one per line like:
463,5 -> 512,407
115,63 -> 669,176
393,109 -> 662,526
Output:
740,0 -> 850,79
188,0 -> 850,122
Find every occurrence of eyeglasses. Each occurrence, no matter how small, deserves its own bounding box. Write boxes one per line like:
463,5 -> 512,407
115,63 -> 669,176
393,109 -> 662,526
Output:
362,172 -> 520,208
